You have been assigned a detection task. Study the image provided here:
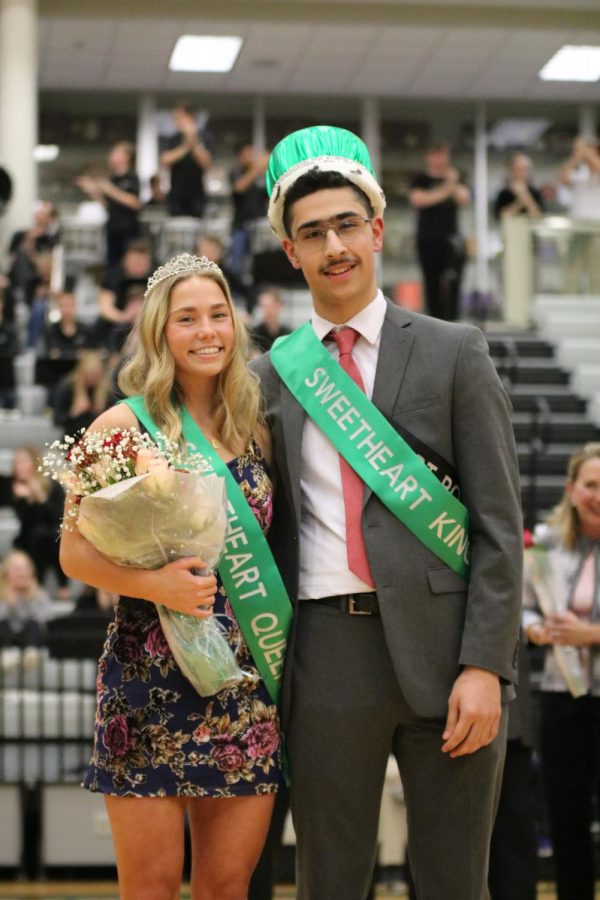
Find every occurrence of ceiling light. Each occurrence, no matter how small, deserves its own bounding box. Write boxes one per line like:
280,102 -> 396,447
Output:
169,35 -> 242,73
539,45 -> 600,82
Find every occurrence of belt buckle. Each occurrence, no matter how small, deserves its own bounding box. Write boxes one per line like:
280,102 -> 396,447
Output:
347,595 -> 372,616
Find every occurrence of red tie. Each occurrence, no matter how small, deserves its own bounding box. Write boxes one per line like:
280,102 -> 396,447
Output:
330,327 -> 375,588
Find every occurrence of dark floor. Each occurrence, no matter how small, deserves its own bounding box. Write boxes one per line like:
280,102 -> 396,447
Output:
0,883 -> 599,899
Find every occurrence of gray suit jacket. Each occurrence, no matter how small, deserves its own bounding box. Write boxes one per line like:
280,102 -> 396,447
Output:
252,300 -> 523,722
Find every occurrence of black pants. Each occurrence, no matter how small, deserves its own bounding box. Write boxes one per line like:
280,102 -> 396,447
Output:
488,739 -> 538,900
167,195 -> 206,218
416,235 -> 465,321
540,692 -> 600,900
105,226 -> 138,269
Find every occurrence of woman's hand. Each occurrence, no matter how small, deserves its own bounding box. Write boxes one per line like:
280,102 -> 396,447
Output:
545,611 -> 595,646
149,557 -> 217,618
12,480 -> 32,500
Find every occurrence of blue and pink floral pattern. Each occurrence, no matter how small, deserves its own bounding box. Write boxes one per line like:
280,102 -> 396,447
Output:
83,441 -> 282,797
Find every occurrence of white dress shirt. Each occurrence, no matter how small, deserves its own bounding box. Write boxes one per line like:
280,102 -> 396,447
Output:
298,290 -> 387,599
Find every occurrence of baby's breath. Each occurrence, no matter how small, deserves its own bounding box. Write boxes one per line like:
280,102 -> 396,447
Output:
41,426 -> 210,508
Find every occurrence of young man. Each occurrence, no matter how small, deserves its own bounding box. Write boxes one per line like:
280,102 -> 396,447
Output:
252,126 -> 523,900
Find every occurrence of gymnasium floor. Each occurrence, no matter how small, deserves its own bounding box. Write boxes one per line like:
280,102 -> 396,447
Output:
0,883 -> 595,899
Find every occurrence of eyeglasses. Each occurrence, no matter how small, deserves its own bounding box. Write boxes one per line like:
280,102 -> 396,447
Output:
292,215 -> 372,250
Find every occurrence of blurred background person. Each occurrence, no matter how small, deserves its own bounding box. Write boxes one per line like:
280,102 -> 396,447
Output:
0,550 -> 53,649
409,143 -> 470,322
0,447 -> 68,599
228,142 -> 270,275
76,140 -> 141,269
36,277 -> 91,361
0,282 -> 19,409
34,276 -> 92,405
250,287 -> 291,355
160,101 -> 213,218
488,637 -> 538,900
523,442 -> 600,900
196,234 -> 253,316
558,136 -> 600,294
92,240 -> 152,350
51,349 -> 111,439
24,253 -> 54,349
4,200 -> 59,320
74,585 -> 118,617
559,135 -> 600,220
494,153 -> 545,221
143,172 -> 167,210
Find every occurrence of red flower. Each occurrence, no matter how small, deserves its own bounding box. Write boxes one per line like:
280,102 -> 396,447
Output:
523,528 -> 535,548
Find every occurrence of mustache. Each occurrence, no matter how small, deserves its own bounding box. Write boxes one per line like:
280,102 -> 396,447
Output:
320,257 -> 357,274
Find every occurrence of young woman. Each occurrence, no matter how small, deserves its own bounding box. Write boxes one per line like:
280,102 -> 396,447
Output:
523,442 -> 600,900
51,349 -> 112,438
60,254 -> 281,900
0,549 -> 53,648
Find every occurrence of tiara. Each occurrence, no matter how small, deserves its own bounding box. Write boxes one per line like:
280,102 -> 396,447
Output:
144,254 -> 223,298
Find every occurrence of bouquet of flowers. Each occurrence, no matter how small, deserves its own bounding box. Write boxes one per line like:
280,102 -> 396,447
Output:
525,528 -> 587,698
43,427 -> 250,697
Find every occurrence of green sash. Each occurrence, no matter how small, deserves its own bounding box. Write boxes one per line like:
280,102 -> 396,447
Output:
123,396 -> 292,705
270,323 -> 471,580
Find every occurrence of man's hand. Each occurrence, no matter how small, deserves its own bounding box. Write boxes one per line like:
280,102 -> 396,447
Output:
442,666 -> 501,758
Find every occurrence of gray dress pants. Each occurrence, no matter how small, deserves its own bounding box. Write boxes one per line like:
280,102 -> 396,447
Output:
286,601 -> 507,900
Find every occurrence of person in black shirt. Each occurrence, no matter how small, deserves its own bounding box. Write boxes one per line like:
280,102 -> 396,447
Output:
1,447 -> 69,598
494,153 -> 544,221
37,281 -> 90,360
93,240 -> 153,350
250,288 -> 291,355
196,235 -> 254,316
5,201 -> 60,317
35,280 -> 91,402
160,103 -> 213,218
409,144 -> 471,322
228,142 -> 270,274
0,286 -> 18,408
76,141 -> 141,268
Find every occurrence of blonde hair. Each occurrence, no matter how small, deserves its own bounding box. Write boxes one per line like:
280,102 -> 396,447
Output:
67,350 -> 111,419
12,446 -> 50,503
547,442 -> 600,549
0,550 -> 38,601
118,264 -> 261,453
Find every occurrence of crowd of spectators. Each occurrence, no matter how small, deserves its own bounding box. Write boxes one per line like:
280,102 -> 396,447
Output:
0,116 -> 599,898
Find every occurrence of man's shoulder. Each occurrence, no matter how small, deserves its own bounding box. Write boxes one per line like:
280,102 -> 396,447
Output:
384,300 -> 483,345
250,349 -> 275,381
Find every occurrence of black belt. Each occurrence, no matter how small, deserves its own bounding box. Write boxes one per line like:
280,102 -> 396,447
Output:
311,593 -> 379,616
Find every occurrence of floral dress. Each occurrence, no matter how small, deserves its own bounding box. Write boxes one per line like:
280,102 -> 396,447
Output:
83,441 -> 282,797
